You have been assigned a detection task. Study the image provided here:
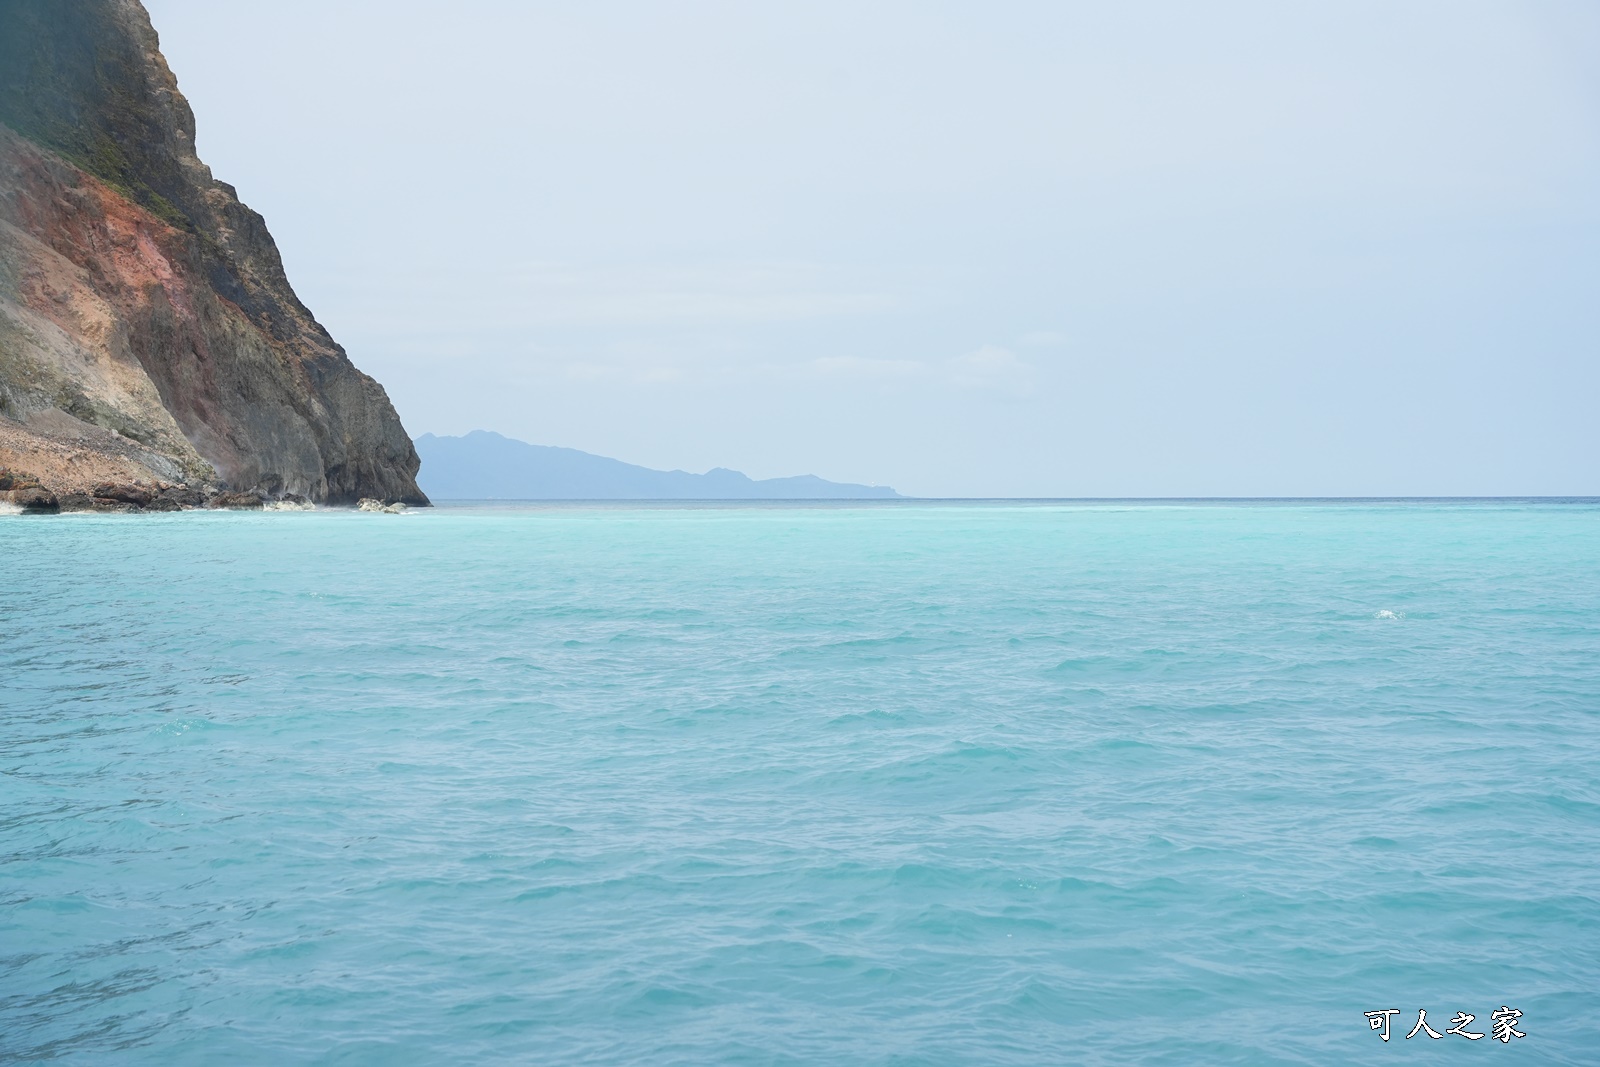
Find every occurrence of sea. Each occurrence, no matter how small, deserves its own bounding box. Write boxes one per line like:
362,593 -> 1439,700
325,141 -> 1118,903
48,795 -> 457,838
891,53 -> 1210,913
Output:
3,500 -> 1597,1065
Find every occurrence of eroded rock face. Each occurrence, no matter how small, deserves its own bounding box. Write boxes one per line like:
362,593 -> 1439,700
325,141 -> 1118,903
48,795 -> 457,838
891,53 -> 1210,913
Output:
46,481 -> 294,512
8,485 -> 58,512
206,491 -> 263,511
0,0 -> 428,506
55,491 -> 100,512
160,484 -> 206,508
91,482 -> 153,506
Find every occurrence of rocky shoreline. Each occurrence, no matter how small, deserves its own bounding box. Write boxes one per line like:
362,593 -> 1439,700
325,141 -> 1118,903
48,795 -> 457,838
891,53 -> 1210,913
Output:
0,467 -> 404,514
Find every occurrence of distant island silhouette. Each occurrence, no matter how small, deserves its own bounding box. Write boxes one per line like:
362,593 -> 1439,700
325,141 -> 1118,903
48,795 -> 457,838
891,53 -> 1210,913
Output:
414,431 -> 900,500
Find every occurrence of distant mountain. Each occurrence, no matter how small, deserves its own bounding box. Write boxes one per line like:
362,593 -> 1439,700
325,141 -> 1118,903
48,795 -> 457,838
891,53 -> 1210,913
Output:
414,431 -> 900,500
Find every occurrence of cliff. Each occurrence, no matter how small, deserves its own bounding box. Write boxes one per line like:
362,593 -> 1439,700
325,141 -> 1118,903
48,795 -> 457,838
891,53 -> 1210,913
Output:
0,0 -> 426,505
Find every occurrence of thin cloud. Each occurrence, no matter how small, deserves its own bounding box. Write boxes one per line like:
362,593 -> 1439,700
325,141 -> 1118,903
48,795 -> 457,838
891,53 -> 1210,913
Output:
809,356 -> 929,380
1019,330 -> 1069,347
946,345 -> 1035,396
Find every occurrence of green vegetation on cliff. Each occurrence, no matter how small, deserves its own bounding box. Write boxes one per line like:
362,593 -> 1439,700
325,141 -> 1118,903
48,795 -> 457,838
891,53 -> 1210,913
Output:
0,0 -> 192,229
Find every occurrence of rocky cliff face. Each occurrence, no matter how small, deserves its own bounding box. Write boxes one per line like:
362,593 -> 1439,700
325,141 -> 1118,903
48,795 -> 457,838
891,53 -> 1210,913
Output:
0,0 -> 427,504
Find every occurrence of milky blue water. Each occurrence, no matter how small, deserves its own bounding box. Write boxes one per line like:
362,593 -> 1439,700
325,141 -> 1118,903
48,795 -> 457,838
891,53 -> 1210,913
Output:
3,501 -> 1598,1065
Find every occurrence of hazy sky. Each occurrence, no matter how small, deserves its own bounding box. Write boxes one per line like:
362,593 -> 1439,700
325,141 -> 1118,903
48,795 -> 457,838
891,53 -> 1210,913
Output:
142,0 -> 1598,496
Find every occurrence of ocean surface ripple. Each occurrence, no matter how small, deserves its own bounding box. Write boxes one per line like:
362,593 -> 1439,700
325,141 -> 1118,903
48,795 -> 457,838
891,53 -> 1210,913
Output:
3,501 -> 1597,1064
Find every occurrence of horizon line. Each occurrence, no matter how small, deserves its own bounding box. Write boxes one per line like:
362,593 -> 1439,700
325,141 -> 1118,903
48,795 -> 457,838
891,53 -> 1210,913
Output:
422,496 -> 1600,504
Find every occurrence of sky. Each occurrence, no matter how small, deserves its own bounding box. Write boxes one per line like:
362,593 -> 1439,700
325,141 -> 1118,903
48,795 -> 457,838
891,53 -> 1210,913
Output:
142,0 -> 1599,497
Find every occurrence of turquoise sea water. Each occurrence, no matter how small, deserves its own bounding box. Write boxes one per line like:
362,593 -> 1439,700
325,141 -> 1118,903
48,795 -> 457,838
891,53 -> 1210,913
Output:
3,501 -> 1598,1065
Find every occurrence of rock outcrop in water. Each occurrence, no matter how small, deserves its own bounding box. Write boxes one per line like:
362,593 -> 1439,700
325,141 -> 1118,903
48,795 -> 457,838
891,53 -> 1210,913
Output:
0,0 -> 427,505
